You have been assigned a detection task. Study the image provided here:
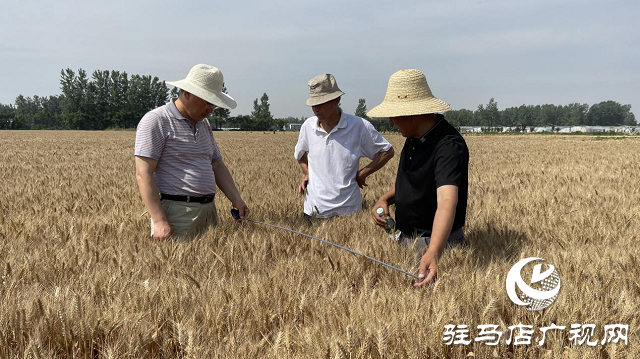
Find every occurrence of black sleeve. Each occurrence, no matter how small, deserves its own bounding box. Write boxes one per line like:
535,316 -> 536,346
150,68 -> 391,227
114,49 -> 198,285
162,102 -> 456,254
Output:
434,140 -> 464,188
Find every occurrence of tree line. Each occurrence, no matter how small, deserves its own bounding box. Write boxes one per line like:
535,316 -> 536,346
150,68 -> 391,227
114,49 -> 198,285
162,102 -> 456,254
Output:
357,98 -> 636,132
0,69 -> 177,130
0,68 -> 301,131
446,98 -> 636,130
0,69 -> 636,131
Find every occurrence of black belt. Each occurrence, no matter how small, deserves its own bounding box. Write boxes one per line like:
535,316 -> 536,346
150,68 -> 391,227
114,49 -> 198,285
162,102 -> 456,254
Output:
160,193 -> 215,203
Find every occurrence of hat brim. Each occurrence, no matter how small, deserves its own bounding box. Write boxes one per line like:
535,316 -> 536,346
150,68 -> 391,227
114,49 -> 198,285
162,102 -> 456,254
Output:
306,91 -> 344,107
167,80 -> 237,110
367,97 -> 451,118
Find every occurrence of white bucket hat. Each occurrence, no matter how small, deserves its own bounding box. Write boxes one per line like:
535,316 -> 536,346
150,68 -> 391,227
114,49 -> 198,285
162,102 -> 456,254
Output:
367,69 -> 450,118
306,74 -> 345,106
167,64 -> 237,110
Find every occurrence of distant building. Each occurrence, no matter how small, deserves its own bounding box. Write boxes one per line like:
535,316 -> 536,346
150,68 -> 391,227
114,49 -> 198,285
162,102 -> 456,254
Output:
459,126 -> 482,133
457,125 -> 640,134
284,123 -> 302,131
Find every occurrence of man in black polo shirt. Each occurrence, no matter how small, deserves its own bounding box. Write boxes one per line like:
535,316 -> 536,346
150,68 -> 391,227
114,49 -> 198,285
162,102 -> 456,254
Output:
367,69 -> 469,287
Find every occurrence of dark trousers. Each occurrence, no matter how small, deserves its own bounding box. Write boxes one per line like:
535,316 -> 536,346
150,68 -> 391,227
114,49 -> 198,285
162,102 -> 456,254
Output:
398,227 -> 465,259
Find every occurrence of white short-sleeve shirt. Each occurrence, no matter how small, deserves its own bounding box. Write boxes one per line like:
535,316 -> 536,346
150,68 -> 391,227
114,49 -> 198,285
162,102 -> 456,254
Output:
294,112 -> 392,218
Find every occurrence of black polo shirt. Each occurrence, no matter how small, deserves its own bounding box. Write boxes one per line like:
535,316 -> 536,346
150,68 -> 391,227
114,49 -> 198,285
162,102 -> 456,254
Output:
395,116 -> 469,236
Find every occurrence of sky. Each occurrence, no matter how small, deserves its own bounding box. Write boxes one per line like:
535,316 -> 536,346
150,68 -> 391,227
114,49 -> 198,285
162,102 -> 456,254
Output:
1,0 -> 638,119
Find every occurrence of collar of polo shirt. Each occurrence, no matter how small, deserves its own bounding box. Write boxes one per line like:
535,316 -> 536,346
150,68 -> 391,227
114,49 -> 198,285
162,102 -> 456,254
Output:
416,116 -> 444,143
312,111 -> 348,133
169,99 -> 203,128
169,99 -> 187,120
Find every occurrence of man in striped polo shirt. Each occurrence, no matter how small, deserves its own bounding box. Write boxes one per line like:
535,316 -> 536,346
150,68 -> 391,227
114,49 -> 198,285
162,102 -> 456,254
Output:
135,64 -> 250,240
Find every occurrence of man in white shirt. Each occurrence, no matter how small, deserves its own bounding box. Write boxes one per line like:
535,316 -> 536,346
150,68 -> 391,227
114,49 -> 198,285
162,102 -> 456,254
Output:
294,73 -> 394,219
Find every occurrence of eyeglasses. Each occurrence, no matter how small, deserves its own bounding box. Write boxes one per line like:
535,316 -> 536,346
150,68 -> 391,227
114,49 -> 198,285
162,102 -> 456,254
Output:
200,97 -> 216,110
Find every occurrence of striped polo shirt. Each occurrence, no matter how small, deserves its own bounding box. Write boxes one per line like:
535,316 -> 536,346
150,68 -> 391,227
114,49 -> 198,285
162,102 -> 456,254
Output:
134,99 -> 222,196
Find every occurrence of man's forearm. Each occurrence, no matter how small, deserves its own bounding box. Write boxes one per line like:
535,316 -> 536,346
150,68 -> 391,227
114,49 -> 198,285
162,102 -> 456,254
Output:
381,186 -> 396,205
360,148 -> 394,178
426,201 -> 456,257
136,175 -> 167,223
298,153 -> 309,176
213,162 -> 243,204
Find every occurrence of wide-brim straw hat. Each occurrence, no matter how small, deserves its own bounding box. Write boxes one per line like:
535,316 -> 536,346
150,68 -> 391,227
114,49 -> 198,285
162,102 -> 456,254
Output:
306,73 -> 345,106
167,64 -> 237,110
367,69 -> 450,118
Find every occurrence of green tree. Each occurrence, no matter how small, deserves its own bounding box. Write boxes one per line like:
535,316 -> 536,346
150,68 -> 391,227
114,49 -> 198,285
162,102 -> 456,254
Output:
13,94 -> 62,129
152,78 -> 169,108
529,105 -> 542,127
587,101 -> 629,126
44,95 -> 64,129
516,104 -> 534,131
370,117 -> 394,132
126,75 -> 157,128
14,95 -> 35,129
34,96 -> 45,129
532,105 -> 546,127
0,103 -> 16,129
474,104 -> 486,127
565,103 -> 589,126
541,104 -> 561,127
54,67 -> 172,129
208,85 -> 231,130
251,93 -> 272,120
623,105 -> 636,125
247,93 -> 275,130
232,115 -> 253,130
454,109 -> 475,126
170,87 -> 180,99
75,69 -> 93,130
59,68 -> 79,114
274,118 -> 287,131
89,70 -> 111,129
500,107 -> 518,127
59,68 -> 85,129
485,98 -> 499,129
109,70 -> 130,128
355,98 -> 369,120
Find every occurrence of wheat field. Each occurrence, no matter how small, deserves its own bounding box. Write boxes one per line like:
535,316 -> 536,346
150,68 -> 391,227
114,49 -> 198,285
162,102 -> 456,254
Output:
0,130 -> 638,358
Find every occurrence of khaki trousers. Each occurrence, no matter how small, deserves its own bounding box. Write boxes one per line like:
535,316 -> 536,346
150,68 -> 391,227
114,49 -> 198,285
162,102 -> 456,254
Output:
151,200 -> 218,238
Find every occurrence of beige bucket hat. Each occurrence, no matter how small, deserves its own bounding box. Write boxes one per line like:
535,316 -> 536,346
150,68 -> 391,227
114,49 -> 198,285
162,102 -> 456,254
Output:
306,74 -> 345,106
367,69 -> 450,118
167,64 -> 237,110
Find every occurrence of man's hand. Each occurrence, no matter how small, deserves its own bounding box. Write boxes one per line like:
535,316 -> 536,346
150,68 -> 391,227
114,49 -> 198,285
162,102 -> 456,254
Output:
371,198 -> 389,227
153,220 -> 173,241
414,250 -> 438,287
298,175 -> 309,195
413,185 -> 458,286
232,199 -> 250,220
356,169 -> 368,189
